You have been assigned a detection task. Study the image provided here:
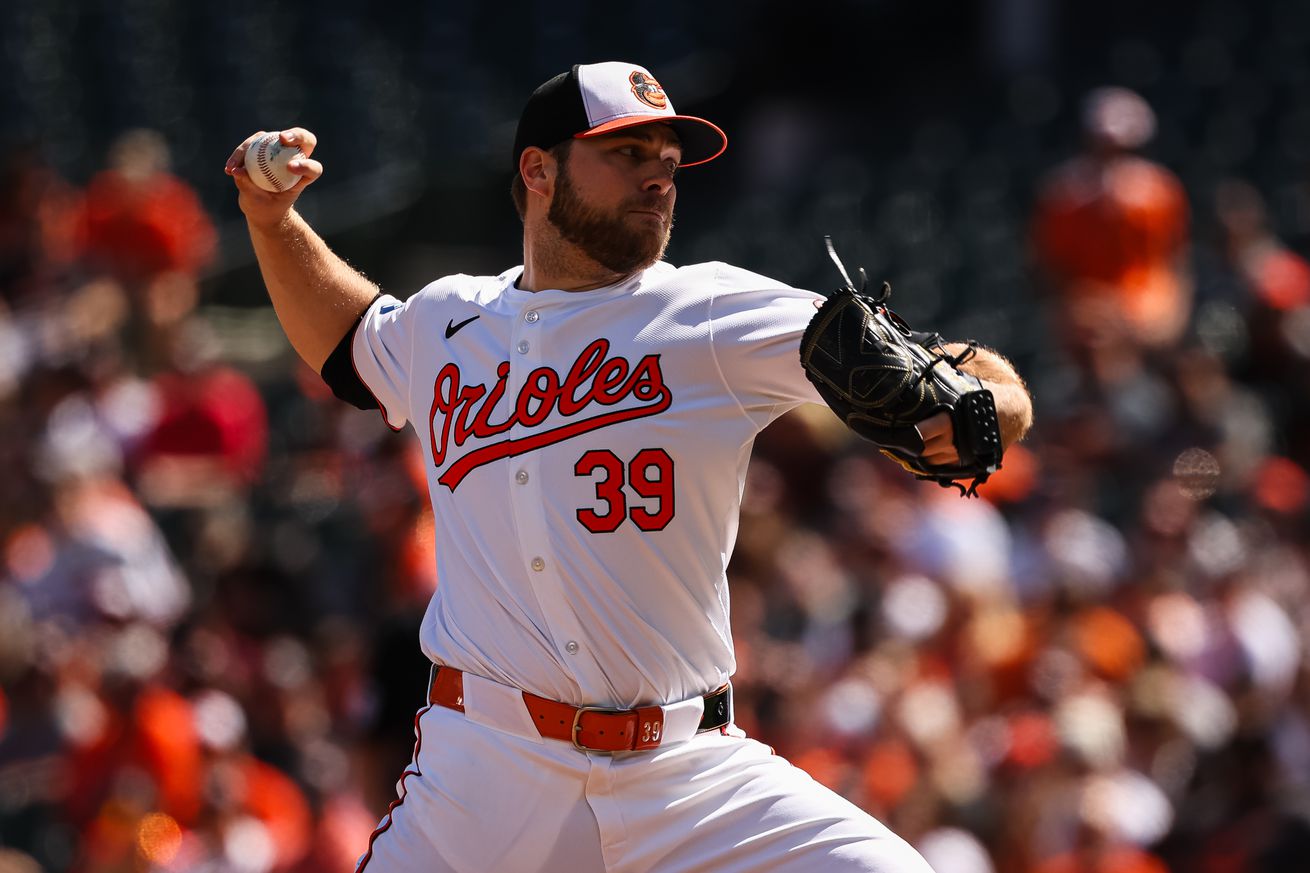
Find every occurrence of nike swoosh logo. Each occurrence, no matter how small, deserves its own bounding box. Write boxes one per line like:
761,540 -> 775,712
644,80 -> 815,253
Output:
445,315 -> 480,339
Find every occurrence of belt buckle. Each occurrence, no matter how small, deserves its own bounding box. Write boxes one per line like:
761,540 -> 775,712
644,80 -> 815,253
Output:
571,705 -> 626,754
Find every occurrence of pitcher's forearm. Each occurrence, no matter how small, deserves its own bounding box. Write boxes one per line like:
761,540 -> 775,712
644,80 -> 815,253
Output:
248,210 -> 378,372
225,128 -> 378,372
984,380 -> 1034,449
947,342 -> 1034,449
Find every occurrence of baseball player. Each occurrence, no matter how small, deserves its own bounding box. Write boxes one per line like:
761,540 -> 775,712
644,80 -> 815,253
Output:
225,61 -> 1033,873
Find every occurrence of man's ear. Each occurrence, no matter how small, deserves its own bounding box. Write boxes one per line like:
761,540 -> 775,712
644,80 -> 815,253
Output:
520,147 -> 554,200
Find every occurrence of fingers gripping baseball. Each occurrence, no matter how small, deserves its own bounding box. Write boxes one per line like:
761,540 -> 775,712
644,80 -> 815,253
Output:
225,129 -> 323,226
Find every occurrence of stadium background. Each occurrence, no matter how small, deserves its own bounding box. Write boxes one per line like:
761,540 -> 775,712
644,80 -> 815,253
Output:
2,0 -> 1310,870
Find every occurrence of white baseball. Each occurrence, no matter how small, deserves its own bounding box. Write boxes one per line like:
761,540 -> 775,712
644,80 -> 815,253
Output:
244,132 -> 304,193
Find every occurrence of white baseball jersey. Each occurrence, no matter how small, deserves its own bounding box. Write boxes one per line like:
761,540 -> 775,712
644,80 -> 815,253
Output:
352,260 -> 824,709
351,260 -> 937,873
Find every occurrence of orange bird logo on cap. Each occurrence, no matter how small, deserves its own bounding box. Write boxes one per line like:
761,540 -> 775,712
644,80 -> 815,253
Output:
629,71 -> 668,109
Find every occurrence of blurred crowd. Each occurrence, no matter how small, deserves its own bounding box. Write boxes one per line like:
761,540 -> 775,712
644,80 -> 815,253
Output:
728,87 -> 1310,873
0,127 -> 433,873
3,77 -> 1310,873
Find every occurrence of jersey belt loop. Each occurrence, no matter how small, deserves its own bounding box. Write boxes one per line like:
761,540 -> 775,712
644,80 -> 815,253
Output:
429,665 -> 465,712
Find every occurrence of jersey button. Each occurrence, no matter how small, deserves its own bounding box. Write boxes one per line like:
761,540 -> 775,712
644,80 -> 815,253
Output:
564,641 -> 579,655
525,310 -> 540,323
517,340 -> 530,354
531,557 -> 546,572
515,470 -> 529,484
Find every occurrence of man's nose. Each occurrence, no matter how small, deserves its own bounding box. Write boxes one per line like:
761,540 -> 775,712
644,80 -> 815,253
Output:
642,166 -> 675,195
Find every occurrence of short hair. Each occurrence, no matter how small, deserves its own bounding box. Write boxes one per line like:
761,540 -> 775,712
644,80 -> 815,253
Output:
510,140 -> 573,222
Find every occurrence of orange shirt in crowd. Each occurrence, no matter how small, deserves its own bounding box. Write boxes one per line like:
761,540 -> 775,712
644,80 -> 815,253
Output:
66,684 -> 203,827
80,169 -> 216,282
1033,155 -> 1190,345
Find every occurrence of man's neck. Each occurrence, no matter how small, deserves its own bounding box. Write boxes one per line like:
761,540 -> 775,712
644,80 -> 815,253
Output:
519,223 -> 632,292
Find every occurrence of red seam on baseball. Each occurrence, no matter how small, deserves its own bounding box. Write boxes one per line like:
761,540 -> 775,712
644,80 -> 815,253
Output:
257,137 -> 283,191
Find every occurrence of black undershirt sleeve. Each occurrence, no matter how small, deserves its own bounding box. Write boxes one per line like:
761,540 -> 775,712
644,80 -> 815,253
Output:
320,294 -> 382,411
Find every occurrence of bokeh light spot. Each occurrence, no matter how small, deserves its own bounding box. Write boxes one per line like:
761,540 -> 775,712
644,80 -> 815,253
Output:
1172,447 -> 1220,500
136,812 -> 182,865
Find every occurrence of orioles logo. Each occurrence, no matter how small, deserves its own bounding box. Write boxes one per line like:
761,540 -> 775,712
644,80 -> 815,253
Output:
427,338 -> 672,491
629,71 -> 668,109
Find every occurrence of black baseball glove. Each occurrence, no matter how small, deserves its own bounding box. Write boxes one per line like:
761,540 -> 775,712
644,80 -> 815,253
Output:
799,239 -> 1003,497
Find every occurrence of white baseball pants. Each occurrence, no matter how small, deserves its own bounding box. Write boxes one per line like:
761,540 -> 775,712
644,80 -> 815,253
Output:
356,672 -> 934,873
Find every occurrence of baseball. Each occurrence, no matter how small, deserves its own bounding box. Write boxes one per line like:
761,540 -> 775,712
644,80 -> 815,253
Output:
244,132 -> 304,193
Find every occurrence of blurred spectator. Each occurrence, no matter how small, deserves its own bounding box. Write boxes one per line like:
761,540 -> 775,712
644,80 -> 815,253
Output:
1213,179 -> 1310,468
1032,87 -> 1192,352
133,355 -> 269,508
0,143 -> 85,306
13,472 -> 192,627
1215,179 -> 1310,315
76,130 -> 215,377
79,129 -> 216,286
1031,831 -> 1169,873
73,685 -> 315,873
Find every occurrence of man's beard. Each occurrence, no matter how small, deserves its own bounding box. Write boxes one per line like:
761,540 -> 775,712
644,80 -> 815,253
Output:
547,161 -> 673,275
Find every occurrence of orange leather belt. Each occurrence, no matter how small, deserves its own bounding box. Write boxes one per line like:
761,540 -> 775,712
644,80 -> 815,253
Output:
428,666 -> 731,753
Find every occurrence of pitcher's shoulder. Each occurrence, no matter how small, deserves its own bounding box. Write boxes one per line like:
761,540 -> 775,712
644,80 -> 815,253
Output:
402,271 -> 514,310
646,261 -> 802,296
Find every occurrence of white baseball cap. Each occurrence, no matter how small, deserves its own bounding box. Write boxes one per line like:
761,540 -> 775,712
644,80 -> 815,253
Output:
512,61 -> 728,169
